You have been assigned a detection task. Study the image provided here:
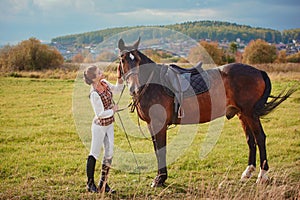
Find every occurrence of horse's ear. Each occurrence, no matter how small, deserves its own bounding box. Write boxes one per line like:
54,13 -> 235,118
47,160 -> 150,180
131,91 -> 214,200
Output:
118,38 -> 125,51
133,37 -> 140,50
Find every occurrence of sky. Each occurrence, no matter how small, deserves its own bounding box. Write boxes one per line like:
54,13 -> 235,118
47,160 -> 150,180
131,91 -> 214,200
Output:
0,0 -> 299,45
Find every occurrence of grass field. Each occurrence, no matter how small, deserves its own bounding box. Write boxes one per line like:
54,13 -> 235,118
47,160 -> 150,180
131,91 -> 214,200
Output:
0,74 -> 299,199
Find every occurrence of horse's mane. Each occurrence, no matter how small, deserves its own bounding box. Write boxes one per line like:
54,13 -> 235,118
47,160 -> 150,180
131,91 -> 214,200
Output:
135,50 -> 165,89
137,50 -> 155,65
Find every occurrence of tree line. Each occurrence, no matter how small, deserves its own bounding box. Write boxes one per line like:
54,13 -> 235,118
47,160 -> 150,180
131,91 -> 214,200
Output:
51,21 -> 300,46
52,27 -> 131,46
282,28 -> 300,43
1,37 -> 299,73
166,21 -> 282,43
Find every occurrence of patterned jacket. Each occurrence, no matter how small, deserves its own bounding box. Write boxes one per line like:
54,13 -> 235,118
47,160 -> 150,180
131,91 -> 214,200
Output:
90,81 -> 115,126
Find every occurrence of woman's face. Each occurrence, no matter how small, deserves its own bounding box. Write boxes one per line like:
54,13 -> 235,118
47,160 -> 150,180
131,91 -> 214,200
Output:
93,68 -> 105,83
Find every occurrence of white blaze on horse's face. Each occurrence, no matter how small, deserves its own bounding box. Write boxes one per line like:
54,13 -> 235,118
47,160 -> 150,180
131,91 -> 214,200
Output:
129,53 -> 135,60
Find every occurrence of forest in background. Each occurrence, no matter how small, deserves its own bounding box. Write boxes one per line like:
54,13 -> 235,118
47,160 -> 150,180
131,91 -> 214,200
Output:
51,21 -> 300,46
1,20 -> 300,79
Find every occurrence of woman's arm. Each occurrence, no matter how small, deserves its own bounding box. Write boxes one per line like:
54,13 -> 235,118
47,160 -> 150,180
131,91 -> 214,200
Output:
102,79 -> 124,94
90,91 -> 114,119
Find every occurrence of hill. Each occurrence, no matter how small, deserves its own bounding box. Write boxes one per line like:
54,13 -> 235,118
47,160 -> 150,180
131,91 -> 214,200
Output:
51,20 -> 299,46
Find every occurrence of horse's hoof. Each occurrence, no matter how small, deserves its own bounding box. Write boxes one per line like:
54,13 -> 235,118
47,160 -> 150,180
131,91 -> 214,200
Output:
240,165 -> 256,181
151,181 -> 164,187
150,174 -> 167,187
256,168 -> 269,184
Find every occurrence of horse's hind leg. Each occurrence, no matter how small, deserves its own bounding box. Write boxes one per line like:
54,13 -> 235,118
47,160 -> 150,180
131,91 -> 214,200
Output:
246,115 -> 269,183
239,116 -> 256,181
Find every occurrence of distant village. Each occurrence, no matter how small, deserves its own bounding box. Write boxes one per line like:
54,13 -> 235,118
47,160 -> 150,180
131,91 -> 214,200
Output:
51,38 -> 300,61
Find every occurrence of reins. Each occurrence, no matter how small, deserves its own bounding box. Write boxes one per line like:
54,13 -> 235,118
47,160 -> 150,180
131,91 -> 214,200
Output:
115,110 -> 141,181
113,71 -> 155,180
116,70 -> 155,142
115,84 -> 133,112
113,87 -> 141,180
129,70 -> 154,113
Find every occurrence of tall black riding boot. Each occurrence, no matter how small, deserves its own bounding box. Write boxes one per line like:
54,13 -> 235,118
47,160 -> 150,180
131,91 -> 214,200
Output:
86,155 -> 98,193
99,158 -> 116,193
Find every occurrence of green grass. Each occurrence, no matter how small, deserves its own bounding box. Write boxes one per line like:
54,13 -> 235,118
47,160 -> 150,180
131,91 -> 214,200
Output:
0,76 -> 299,199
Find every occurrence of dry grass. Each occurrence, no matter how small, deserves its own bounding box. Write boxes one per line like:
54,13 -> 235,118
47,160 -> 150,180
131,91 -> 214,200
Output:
0,63 -> 80,80
0,75 -> 299,199
1,62 -> 300,81
254,63 -> 300,81
254,63 -> 300,73
3,69 -> 78,79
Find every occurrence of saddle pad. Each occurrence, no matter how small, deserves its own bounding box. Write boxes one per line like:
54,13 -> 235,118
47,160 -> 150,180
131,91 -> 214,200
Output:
163,70 -> 210,98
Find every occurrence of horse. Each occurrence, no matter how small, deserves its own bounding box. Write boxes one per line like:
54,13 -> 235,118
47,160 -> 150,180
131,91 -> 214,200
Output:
117,38 -> 296,187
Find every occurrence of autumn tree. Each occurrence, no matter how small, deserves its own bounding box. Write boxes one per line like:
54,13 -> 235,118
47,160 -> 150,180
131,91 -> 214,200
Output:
242,39 -> 277,64
0,38 -> 64,71
200,41 -> 224,65
188,41 -> 224,65
0,45 -> 12,71
72,53 -> 84,63
229,42 -> 238,54
275,50 -> 287,63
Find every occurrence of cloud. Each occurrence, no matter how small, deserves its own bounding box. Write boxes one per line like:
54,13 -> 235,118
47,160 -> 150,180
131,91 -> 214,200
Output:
0,0 -> 31,20
0,0 -> 299,44
213,1 -> 300,29
32,0 -> 96,13
116,8 -> 219,25
32,0 -> 66,10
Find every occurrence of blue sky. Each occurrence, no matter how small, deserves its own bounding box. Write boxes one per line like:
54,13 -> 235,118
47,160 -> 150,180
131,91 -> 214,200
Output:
0,0 -> 299,45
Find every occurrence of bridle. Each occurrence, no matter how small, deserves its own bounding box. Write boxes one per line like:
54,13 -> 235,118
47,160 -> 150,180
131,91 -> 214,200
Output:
118,49 -> 154,112
118,49 -> 141,86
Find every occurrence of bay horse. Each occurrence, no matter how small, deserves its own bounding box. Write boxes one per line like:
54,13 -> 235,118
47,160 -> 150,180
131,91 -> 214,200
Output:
117,38 -> 295,187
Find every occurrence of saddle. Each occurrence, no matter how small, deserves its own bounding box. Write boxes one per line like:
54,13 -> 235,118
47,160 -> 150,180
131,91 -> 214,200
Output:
160,62 -> 210,119
169,62 -> 204,75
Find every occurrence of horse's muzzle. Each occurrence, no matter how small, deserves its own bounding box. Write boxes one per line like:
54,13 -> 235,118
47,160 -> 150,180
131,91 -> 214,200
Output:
129,84 -> 139,96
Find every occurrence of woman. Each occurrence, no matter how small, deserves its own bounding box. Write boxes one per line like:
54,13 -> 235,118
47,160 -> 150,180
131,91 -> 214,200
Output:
83,65 -> 123,193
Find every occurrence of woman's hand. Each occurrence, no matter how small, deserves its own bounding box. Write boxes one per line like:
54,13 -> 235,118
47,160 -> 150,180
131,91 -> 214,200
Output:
112,105 -> 119,113
117,78 -> 123,84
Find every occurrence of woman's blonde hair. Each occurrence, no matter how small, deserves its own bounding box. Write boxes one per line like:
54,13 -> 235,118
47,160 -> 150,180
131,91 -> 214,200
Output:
83,65 -> 98,85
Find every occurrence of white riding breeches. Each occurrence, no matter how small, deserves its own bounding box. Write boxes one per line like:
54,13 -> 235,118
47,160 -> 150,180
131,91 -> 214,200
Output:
89,121 -> 114,160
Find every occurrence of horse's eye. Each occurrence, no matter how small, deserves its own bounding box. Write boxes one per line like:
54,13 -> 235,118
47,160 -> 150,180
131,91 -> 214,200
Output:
129,53 -> 135,60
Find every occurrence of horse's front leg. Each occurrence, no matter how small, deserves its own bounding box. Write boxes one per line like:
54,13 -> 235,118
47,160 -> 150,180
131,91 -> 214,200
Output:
147,122 -> 168,187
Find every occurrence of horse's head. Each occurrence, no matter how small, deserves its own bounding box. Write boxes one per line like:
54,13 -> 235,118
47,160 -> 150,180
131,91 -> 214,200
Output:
118,37 -> 142,95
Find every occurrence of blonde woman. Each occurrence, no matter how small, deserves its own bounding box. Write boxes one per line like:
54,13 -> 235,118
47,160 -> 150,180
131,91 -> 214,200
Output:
83,65 -> 123,193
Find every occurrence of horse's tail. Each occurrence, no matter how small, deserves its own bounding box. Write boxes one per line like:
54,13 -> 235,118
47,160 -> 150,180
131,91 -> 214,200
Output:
255,71 -> 297,117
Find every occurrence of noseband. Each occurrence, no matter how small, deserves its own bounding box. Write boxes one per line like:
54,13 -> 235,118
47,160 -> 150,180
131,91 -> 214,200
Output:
123,68 -> 138,82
